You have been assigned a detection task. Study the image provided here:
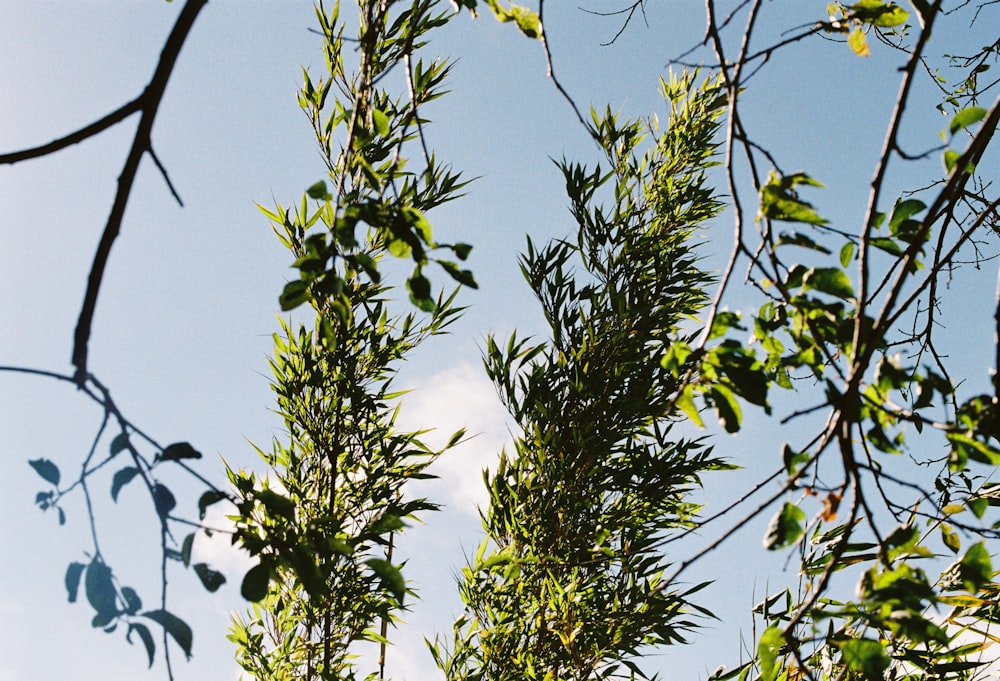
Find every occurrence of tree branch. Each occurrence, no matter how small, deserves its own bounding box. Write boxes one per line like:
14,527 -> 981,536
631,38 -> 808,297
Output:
71,0 -> 207,385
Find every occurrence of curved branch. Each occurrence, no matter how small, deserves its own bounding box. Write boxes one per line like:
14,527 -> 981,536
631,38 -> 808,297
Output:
0,97 -> 144,165
71,0 -> 207,385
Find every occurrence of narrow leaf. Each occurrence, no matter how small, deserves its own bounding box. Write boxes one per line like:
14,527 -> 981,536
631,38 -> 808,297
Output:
65,562 -> 86,603
127,622 -> 156,668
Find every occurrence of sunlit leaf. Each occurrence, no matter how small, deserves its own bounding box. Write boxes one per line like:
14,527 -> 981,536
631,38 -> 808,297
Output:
758,625 -> 785,681
764,502 -> 805,550
848,28 -> 870,57
803,267 -> 854,299
837,637 -> 890,680
950,106 -> 987,135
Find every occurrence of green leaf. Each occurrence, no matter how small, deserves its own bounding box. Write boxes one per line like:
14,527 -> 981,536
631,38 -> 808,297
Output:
181,532 -> 195,567
710,384 -> 742,433
110,432 -> 130,456
950,106 -> 987,135
837,637 -> 890,680
371,109 -> 390,137
279,280 -> 310,311
777,231 -> 832,254
486,0 -> 542,38
758,625 -> 785,681
127,622 -> 156,668
65,561 -> 86,603
676,388 -> 705,428
111,466 -> 140,502
29,458 -> 60,486
407,273 -> 435,312
453,242 -> 473,260
958,542 -> 992,592
367,558 -> 407,604
848,27 -> 870,57
121,587 -> 142,615
889,198 -> 926,230
782,443 -> 809,476
439,260 -> 478,288
941,525 -> 961,554
764,502 -> 806,550
306,180 -> 330,200
839,241 -> 855,267
153,484 -> 176,519
141,609 -> 193,660
240,562 -> 271,602
803,267 -> 854,299
193,563 -> 227,593
85,558 -> 118,619
159,442 -> 202,462
759,171 -> 829,226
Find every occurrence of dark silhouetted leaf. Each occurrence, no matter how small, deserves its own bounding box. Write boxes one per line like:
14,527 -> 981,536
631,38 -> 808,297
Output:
181,533 -> 195,567
141,609 -> 192,660
241,563 -> 271,602
110,432 -> 130,456
193,563 -> 226,593
127,622 -> 156,668
85,558 -> 117,619
198,490 -> 229,520
111,466 -> 140,502
65,561 -> 86,603
153,484 -> 176,519
159,442 -> 202,462
121,587 -> 142,615
29,458 -> 60,486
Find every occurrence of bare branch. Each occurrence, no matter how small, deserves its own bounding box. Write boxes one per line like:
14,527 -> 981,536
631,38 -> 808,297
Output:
72,0 -> 207,385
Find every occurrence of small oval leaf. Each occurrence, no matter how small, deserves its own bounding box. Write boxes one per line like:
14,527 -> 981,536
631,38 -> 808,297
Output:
111,466 -> 140,502
29,458 -> 60,486
159,442 -> 202,462
153,484 -> 176,519
241,563 -> 271,602
193,563 -> 227,593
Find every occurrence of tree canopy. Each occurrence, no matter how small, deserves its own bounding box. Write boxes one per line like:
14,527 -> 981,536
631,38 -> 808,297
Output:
3,1 -> 1000,680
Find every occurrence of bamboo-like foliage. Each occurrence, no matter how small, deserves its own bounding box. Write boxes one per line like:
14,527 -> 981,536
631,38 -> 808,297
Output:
227,2 -> 471,679
435,72 -> 732,681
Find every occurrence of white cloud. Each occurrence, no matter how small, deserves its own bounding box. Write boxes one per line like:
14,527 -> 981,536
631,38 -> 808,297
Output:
396,362 -> 515,515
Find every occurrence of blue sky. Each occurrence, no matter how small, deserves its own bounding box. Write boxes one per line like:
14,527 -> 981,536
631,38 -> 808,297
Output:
2,2 -> 998,680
